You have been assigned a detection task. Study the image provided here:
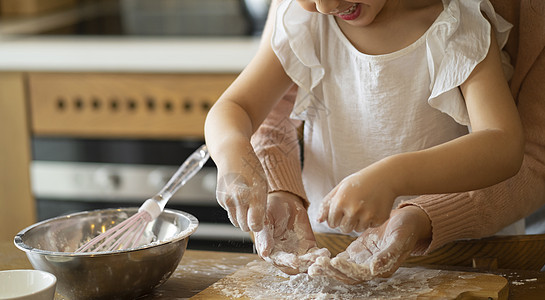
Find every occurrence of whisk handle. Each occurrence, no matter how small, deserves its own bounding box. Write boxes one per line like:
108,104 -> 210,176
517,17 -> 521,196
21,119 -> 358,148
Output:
147,144 -> 209,216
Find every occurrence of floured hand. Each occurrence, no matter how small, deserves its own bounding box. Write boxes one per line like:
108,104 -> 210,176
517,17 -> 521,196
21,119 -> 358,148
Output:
254,191 -> 331,274
317,162 -> 398,233
309,206 -> 432,283
215,147 -> 268,232
308,241 -> 375,284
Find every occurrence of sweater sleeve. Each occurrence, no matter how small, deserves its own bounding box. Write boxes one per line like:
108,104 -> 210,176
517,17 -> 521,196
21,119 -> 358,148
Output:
250,86 -> 309,207
399,40 -> 545,254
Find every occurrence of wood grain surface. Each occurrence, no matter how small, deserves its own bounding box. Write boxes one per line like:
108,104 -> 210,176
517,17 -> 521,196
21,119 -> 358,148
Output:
191,260 -> 509,300
314,233 -> 545,271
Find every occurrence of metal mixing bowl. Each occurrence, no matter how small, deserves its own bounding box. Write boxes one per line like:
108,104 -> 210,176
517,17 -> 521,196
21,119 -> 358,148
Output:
14,208 -> 198,300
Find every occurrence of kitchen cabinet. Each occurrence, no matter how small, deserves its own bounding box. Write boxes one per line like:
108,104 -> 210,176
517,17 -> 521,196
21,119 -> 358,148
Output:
28,72 -> 236,138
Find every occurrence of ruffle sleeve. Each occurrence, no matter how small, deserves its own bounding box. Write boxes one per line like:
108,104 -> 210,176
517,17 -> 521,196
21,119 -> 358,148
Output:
271,0 -> 325,120
426,0 -> 513,126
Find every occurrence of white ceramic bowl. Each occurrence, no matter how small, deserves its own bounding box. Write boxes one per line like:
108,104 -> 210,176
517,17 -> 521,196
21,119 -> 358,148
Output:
0,269 -> 56,300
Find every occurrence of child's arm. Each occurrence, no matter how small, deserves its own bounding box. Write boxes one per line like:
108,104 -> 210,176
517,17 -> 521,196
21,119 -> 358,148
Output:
402,45 -> 545,251
319,31 -> 524,233
393,31 -> 524,194
204,0 -> 293,232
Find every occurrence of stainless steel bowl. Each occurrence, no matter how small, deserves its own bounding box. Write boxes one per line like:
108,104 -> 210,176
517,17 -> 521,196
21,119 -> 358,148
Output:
14,208 -> 198,300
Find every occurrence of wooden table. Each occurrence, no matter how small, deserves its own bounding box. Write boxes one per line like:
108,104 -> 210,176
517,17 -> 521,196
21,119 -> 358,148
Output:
1,240 -> 544,299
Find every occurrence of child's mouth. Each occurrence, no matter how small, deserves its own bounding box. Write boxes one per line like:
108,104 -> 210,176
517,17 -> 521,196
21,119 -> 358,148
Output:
336,3 -> 361,21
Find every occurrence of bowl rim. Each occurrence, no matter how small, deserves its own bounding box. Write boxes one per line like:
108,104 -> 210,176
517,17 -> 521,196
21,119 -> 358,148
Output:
0,269 -> 57,297
14,207 -> 198,257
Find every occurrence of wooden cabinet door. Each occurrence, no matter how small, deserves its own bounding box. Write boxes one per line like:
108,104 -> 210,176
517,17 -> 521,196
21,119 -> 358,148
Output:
28,72 -> 236,139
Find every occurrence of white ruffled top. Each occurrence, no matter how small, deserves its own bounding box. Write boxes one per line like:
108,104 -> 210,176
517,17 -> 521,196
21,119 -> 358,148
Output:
271,0 -> 513,234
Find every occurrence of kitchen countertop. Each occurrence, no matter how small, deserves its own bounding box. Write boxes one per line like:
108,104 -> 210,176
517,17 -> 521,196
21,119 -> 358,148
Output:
0,36 -> 260,73
1,240 -> 545,299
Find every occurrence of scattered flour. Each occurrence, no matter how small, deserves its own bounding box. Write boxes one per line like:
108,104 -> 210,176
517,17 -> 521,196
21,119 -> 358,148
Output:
173,256 -> 251,278
216,261 -> 438,299
511,277 -> 538,286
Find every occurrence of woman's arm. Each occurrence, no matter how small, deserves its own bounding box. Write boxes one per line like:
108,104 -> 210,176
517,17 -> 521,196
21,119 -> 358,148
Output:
250,86 -> 308,206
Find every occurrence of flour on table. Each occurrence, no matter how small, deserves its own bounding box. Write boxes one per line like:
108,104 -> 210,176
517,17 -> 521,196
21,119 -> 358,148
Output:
173,256 -> 251,278
216,261 -> 437,299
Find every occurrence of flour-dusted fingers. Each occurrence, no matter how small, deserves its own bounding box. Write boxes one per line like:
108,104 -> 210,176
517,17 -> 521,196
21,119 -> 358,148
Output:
308,256 -> 360,284
247,200 -> 265,232
308,256 -> 342,278
342,236 -> 376,265
327,198 -> 344,229
218,191 -> 240,228
369,232 -> 416,277
215,189 -> 228,211
330,255 -> 373,283
269,251 -> 300,275
254,221 -> 275,257
318,182 -> 343,224
317,193 -> 332,223
296,247 -> 331,273
339,215 -> 358,234
368,249 -> 402,278
266,246 -> 328,276
328,252 -> 362,284
226,206 -> 240,228
230,181 -> 251,231
267,239 -> 326,275
260,192 -> 322,275
235,205 -> 250,232
245,175 -> 268,232
268,247 -> 326,275
215,168 -> 268,232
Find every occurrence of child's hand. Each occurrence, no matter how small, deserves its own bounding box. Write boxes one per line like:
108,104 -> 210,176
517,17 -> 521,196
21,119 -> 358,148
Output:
215,152 -> 268,232
317,163 -> 398,233
254,191 -> 330,274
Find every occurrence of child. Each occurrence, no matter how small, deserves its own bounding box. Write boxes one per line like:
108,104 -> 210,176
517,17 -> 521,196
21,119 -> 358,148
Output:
205,0 -> 524,277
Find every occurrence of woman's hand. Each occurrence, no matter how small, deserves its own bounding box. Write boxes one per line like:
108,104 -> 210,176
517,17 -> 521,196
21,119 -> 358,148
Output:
215,147 -> 268,232
309,206 -> 432,283
254,191 -> 330,275
318,160 -> 399,233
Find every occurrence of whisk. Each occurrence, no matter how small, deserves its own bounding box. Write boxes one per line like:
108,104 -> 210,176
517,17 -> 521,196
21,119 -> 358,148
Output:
76,144 -> 209,253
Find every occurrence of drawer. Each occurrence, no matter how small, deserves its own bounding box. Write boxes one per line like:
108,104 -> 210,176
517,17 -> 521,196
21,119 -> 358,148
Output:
28,72 -> 236,139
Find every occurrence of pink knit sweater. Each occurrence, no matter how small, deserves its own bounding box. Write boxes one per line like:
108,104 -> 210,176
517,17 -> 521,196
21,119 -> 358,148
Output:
250,0 -> 545,253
